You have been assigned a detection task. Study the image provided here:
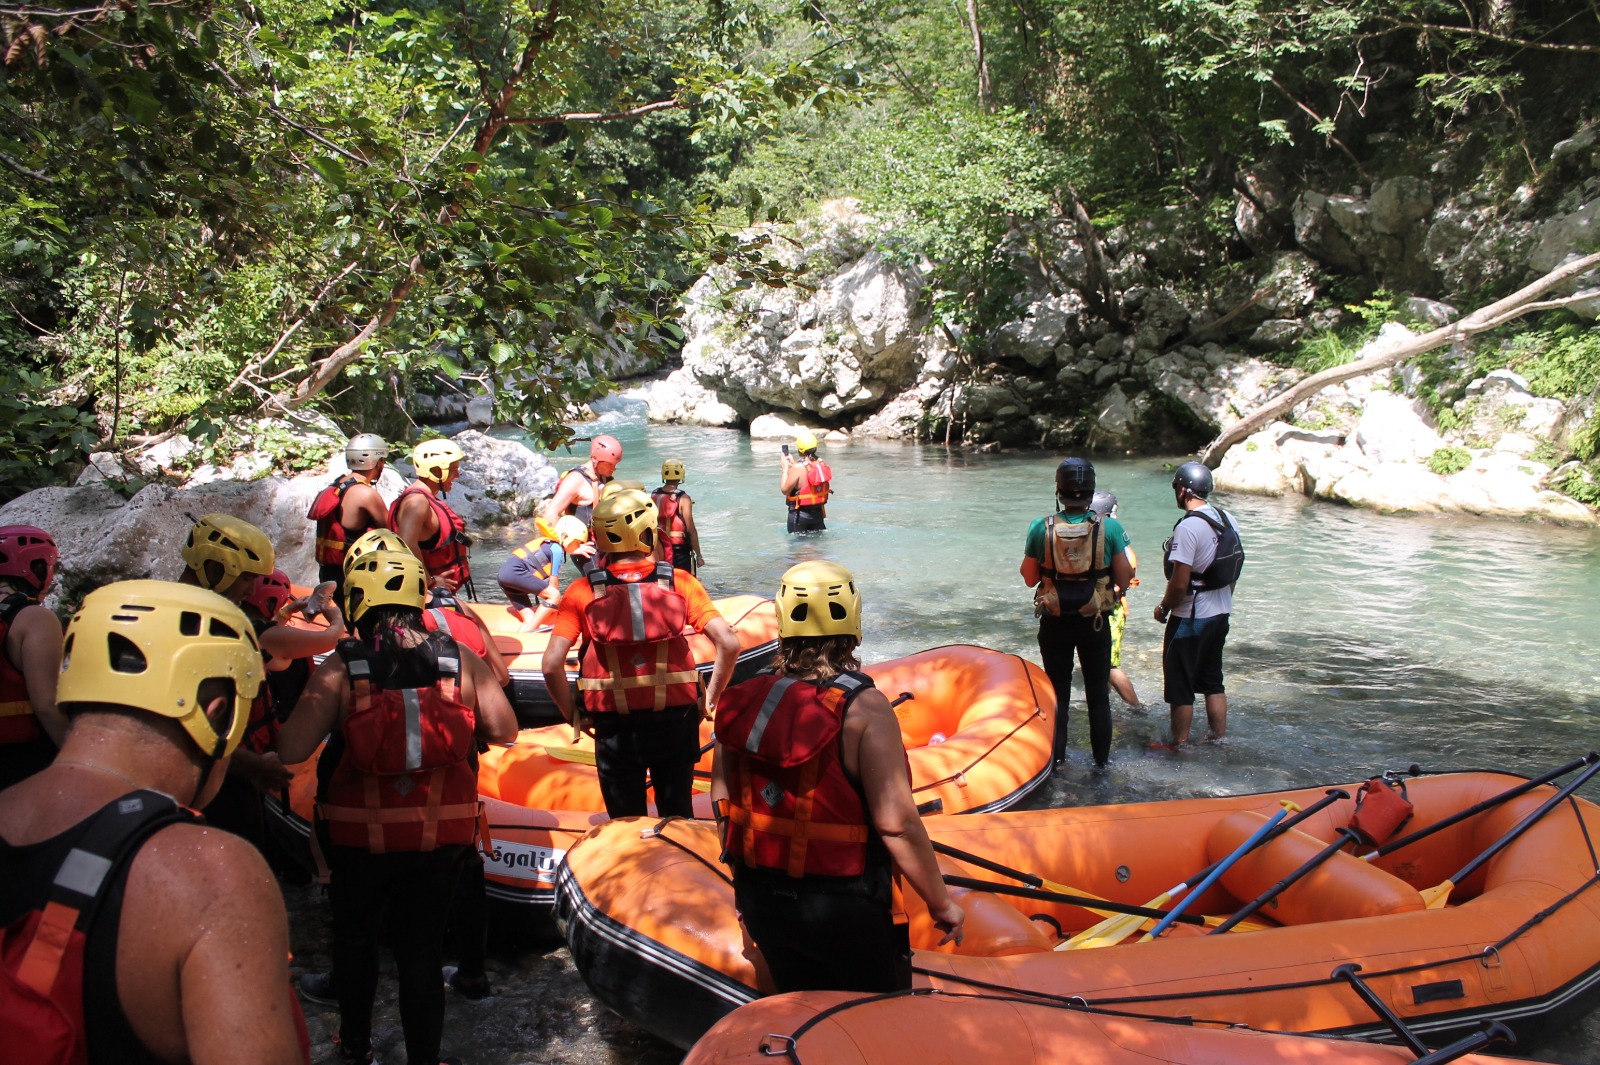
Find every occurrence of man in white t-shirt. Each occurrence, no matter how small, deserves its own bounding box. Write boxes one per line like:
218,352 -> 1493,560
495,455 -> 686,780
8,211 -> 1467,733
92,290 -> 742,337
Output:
1153,462 -> 1243,745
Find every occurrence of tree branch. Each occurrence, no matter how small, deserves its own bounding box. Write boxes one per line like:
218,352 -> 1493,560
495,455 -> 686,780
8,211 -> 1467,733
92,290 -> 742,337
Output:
1199,252 -> 1600,467
501,98 -> 684,125
1383,19 -> 1600,53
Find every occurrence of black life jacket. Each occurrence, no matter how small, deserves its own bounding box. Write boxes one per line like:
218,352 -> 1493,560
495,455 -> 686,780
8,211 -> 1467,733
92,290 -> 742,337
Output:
1162,507 -> 1245,591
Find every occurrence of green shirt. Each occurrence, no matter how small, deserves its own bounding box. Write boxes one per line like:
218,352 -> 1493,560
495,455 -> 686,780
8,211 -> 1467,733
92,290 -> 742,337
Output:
1024,511 -> 1130,567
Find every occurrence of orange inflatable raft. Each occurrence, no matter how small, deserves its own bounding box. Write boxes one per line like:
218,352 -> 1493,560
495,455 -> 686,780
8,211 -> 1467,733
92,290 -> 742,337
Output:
556,768 -> 1600,1050
683,988 -> 1542,1065
267,643 -> 1054,905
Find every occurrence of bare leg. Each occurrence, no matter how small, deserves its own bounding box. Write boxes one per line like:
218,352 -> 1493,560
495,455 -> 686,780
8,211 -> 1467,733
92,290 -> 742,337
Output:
1109,668 -> 1140,708
1204,692 -> 1228,741
1169,703 -> 1195,746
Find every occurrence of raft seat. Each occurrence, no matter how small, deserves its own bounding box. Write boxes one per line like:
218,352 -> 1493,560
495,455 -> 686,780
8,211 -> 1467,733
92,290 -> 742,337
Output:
1208,811 -> 1426,926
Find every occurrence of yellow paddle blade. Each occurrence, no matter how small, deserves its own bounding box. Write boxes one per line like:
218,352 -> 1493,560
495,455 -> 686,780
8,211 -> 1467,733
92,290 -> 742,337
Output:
1421,879 -> 1454,909
540,744 -> 598,765
1061,890 -> 1175,949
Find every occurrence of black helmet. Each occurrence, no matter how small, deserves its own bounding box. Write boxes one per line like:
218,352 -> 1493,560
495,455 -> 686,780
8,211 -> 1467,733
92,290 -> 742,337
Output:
1055,458 -> 1095,502
1089,490 -> 1118,517
1172,461 -> 1213,498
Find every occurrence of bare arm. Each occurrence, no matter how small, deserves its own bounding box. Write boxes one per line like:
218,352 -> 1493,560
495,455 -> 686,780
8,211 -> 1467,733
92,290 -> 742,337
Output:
540,473 -> 582,527
1110,549 -> 1134,595
469,612 -> 513,686
1155,561 -> 1192,619
680,496 -> 702,559
11,604 -> 64,745
1019,555 -> 1044,588
778,459 -> 803,498
701,617 -> 740,713
846,692 -> 964,942
344,482 -> 390,535
463,649 -> 517,743
257,603 -> 346,661
121,828 -> 305,1065
542,633 -> 578,727
274,657 -> 346,765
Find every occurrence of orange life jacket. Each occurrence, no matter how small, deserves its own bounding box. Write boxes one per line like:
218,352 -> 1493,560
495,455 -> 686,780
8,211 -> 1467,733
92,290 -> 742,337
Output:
651,488 -> 687,564
0,791 -> 200,1065
790,460 -> 831,508
306,474 -> 364,567
319,636 -> 481,853
715,671 -> 880,878
387,486 -> 472,585
508,536 -> 559,581
0,594 -> 41,745
421,599 -> 488,659
576,562 -> 700,714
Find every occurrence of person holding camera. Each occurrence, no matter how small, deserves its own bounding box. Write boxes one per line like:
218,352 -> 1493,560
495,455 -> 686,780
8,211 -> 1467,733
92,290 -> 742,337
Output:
780,431 -> 832,534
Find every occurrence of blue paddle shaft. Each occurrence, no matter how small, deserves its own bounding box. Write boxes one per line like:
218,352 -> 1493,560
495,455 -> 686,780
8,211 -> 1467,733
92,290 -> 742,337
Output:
1148,806 -> 1289,939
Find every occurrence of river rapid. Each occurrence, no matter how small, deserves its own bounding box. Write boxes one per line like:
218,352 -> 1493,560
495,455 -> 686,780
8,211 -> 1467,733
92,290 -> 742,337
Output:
294,394 -> 1600,1063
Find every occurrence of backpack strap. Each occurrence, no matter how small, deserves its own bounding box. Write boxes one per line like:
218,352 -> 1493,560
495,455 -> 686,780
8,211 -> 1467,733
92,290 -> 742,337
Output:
654,560 -> 676,587
14,791 -> 193,995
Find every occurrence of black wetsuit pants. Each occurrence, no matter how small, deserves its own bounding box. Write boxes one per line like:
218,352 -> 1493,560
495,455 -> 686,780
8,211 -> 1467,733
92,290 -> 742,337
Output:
786,504 -> 825,533
591,704 -> 702,819
328,844 -> 465,1064
1037,610 -> 1113,767
734,869 -> 911,993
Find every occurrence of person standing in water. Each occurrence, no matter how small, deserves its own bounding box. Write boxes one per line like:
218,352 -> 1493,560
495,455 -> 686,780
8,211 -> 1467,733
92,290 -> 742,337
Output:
652,458 -> 704,573
0,579 -> 308,1065
307,433 -> 391,603
542,434 -> 622,575
1154,462 -> 1245,745
0,525 -> 65,788
1090,490 -> 1143,709
711,560 -> 964,993
780,431 -> 832,533
1020,458 -> 1133,771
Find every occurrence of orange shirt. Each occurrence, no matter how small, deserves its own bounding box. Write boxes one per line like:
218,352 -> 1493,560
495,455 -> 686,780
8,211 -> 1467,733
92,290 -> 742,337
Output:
552,558 -> 719,643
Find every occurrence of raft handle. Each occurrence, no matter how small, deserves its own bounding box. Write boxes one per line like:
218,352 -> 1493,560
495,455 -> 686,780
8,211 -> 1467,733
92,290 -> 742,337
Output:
759,1034 -> 797,1056
1478,945 -> 1502,969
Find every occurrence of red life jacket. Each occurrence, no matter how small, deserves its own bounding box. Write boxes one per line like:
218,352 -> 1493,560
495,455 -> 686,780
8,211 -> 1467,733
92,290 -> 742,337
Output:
387,486 -> 472,585
319,636 -> 481,853
306,474 -> 363,567
790,460 -> 831,508
0,594 -> 42,745
0,791 -> 198,1065
651,488 -> 687,564
715,671 -> 879,878
421,601 -> 488,659
576,562 -> 700,714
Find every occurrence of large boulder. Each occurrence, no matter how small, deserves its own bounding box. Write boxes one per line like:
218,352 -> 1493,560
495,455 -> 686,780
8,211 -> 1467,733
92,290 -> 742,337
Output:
674,202 -> 931,421
1353,391 -> 1443,465
441,430 -> 558,529
639,368 -> 743,427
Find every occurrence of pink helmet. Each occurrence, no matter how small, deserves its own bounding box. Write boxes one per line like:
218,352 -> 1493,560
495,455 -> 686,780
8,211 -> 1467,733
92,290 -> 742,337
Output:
0,525 -> 59,598
242,568 -> 294,622
590,434 -> 623,464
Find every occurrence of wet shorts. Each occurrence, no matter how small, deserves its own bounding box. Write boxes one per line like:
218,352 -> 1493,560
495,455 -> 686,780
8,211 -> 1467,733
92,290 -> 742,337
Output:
1162,613 -> 1229,707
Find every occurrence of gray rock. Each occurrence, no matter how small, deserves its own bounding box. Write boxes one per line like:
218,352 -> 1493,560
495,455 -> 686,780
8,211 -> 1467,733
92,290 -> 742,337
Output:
1405,298 -> 1457,327
445,430 -> 558,529
1292,191 -> 1364,272
1530,200 -> 1600,273
1353,392 -> 1442,464
1369,177 -> 1434,235
641,368 -> 742,427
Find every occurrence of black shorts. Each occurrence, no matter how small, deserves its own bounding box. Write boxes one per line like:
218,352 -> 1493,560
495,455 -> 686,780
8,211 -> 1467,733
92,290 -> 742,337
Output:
787,505 -> 825,534
733,866 -> 909,994
1162,613 -> 1230,706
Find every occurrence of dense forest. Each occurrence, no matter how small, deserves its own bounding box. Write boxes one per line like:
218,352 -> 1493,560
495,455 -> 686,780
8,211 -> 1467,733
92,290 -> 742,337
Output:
4,0 -> 1600,502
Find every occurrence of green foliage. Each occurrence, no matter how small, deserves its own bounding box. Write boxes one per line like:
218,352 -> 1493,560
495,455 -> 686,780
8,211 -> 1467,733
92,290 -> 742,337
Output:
0,367 -> 99,503
1555,462 -> 1600,508
1427,446 -> 1473,476
1485,324 -> 1600,400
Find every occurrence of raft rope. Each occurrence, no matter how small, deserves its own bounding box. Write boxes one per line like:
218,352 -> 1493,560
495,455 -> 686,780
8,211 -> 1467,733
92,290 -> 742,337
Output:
645,816 -> 734,886
910,651 -> 1048,794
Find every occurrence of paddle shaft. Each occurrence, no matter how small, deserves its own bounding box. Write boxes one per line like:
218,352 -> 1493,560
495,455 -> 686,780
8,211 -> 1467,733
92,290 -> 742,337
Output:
1145,806 -> 1288,940
941,875 -> 1207,926
1441,755 -> 1600,890
1367,753 -> 1599,860
931,840 -> 1046,888
1061,787 -> 1348,950
1209,826 -> 1361,935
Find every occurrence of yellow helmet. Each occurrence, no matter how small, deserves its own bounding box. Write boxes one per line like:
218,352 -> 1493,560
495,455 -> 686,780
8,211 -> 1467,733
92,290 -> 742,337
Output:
344,551 -> 428,623
776,560 -> 860,638
553,515 -> 590,550
58,580 -> 264,759
599,478 -> 646,502
661,459 -> 686,482
412,438 -> 466,482
591,488 -> 657,554
794,430 -> 819,453
181,513 -> 275,596
343,528 -> 412,574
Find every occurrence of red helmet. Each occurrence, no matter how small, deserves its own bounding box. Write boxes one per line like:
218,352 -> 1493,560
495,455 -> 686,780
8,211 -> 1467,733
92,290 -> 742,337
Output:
242,568 -> 294,622
0,525 -> 59,598
589,434 -> 623,464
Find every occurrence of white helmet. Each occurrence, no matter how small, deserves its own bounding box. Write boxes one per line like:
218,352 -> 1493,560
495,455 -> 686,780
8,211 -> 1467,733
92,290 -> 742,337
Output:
345,433 -> 387,472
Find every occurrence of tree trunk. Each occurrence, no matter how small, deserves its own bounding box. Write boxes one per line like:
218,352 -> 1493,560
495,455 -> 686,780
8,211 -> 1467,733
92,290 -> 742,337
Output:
1199,252 -> 1600,468
961,0 -> 992,113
